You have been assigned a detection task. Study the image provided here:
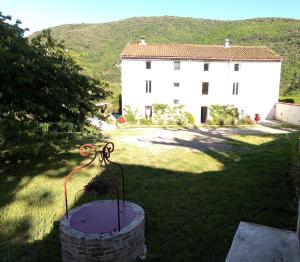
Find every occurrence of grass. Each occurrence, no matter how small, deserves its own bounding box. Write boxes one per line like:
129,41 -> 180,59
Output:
0,128 -> 299,261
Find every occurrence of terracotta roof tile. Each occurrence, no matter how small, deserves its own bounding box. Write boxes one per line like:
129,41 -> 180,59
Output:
121,43 -> 283,61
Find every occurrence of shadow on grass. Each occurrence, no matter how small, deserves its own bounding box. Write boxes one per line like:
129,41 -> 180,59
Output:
0,130 -> 299,261
0,134 -> 104,208
135,125 -> 290,153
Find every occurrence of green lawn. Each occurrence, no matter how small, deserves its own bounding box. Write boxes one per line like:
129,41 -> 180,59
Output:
0,129 -> 299,261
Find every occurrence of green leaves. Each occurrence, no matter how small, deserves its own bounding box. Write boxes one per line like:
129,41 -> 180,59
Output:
0,13 -> 108,144
210,105 -> 239,126
285,72 -> 300,95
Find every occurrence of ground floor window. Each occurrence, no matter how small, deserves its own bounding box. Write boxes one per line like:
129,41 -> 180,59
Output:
145,106 -> 152,118
173,99 -> 180,105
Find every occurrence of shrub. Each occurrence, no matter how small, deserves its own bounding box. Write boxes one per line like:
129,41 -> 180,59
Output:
279,97 -> 300,104
279,98 -> 294,103
153,104 -> 168,114
123,106 -> 138,124
168,105 -> 185,125
209,105 -> 239,126
152,104 -> 168,124
152,104 -> 191,125
122,104 -> 194,126
224,117 -> 237,126
239,115 -> 255,125
185,112 -> 195,125
139,118 -> 152,125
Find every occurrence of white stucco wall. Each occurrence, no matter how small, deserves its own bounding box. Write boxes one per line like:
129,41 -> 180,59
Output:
121,59 -> 282,124
275,103 -> 300,125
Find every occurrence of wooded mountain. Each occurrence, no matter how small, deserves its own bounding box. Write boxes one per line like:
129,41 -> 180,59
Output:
38,16 -> 300,95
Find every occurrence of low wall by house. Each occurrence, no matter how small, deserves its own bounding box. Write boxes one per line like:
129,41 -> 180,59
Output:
275,102 -> 300,125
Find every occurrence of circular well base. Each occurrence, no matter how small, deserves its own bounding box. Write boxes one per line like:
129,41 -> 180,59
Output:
70,200 -> 135,233
60,200 -> 146,262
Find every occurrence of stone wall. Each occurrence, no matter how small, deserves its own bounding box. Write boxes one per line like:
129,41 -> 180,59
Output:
60,200 -> 146,262
276,102 -> 300,125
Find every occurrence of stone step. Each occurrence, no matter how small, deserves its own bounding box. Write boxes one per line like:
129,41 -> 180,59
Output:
226,222 -> 300,262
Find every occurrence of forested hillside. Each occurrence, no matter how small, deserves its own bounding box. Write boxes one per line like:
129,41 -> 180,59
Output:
41,16 -> 300,97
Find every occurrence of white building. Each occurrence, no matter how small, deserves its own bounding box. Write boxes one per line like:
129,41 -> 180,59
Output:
120,39 -> 282,124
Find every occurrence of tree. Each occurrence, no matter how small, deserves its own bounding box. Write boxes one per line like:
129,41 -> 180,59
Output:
285,72 -> 300,95
0,12 -> 108,140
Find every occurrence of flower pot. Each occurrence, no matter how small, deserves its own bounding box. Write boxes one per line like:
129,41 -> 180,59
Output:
254,114 -> 261,123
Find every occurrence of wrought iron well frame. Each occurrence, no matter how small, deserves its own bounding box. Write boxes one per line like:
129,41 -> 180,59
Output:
64,142 -> 125,231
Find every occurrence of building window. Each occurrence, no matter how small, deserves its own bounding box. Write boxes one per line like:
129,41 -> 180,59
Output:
204,63 -> 209,71
146,61 -> 151,69
146,80 -> 152,93
232,82 -> 239,95
202,82 -> 209,95
145,106 -> 152,118
174,82 -> 180,87
173,99 -> 180,105
234,63 -> 240,71
174,61 -> 180,70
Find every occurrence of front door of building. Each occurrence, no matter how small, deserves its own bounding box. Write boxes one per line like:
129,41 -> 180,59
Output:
201,106 -> 208,123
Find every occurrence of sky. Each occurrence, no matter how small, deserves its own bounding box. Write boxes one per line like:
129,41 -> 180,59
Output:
1,0 -> 299,34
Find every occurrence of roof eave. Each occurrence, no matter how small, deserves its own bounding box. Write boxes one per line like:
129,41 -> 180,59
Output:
121,56 -> 283,62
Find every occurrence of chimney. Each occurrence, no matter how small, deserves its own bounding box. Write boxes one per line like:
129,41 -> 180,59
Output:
139,37 -> 147,45
224,39 -> 230,48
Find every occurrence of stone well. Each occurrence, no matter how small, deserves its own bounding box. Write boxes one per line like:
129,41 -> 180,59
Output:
60,200 -> 146,262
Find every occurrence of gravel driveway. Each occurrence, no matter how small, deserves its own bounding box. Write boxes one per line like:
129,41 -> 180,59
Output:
114,125 -> 294,152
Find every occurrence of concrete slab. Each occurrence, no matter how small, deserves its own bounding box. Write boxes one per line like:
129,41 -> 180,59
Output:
226,222 -> 300,262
